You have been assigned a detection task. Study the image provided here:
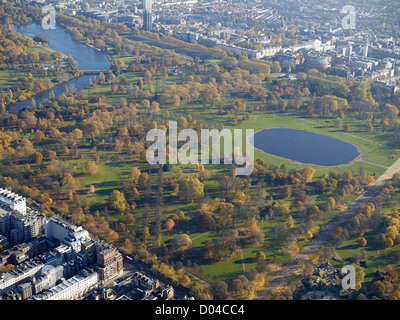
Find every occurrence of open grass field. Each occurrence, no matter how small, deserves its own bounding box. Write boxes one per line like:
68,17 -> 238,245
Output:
229,112 -> 399,180
0,70 -> 23,90
333,230 -> 400,284
49,37 -> 398,285
73,72 -> 400,284
4,14 -> 400,298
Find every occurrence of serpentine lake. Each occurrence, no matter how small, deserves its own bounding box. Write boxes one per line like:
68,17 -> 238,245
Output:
251,128 -> 361,167
13,23 -> 111,112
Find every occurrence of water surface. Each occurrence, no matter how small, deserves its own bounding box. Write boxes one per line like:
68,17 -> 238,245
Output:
252,128 -> 360,166
12,23 -> 111,112
15,23 -> 110,70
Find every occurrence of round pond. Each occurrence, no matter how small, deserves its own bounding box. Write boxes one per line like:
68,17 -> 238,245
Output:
251,128 -> 361,166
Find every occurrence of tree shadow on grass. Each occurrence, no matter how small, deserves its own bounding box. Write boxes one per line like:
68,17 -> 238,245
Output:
106,160 -> 130,169
340,244 -> 359,251
89,202 -> 107,213
89,180 -> 120,189
91,188 -> 114,197
233,257 -> 253,264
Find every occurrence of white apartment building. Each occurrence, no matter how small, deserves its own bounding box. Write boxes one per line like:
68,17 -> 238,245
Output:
45,216 -> 90,252
217,43 -> 263,59
0,189 -> 46,244
0,188 -> 26,215
261,46 -> 283,57
31,270 -> 98,300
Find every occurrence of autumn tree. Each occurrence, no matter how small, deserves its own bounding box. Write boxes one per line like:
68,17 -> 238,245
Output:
172,234 -> 192,252
179,178 -> 204,202
122,238 -> 134,254
32,151 -> 43,164
84,161 -> 98,175
163,218 -> 175,231
211,281 -> 229,300
35,129 -> 45,142
243,218 -> 264,245
280,185 -> 291,198
383,104 -> 399,125
305,230 -> 313,239
370,280 -> 386,297
46,150 -> 57,160
270,201 -> 290,217
106,229 -> 120,243
286,215 -> 294,228
309,205 -> 320,219
62,173 -> 75,186
109,190 -> 128,214
302,166 -> 315,183
138,172 -> 149,189
327,197 -> 336,211
255,251 -> 266,262
126,213 -> 136,226
190,283 -> 213,300
384,266 -> 398,284
366,122 -> 374,133
228,275 -> 256,300
129,167 -> 141,183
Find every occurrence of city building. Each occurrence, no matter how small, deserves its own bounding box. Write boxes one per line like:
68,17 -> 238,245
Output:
31,264 -> 64,294
305,56 -> 331,70
143,0 -> 152,12
0,259 -> 44,295
18,282 -> 33,300
0,196 -> 124,299
0,188 -> 26,215
45,216 -> 90,252
261,45 -> 283,58
142,0 -> 153,31
143,10 -> 153,31
363,38 -> 370,58
29,268 -> 98,300
217,43 -> 262,59
0,188 -> 46,245
132,271 -> 160,292
95,241 -> 123,284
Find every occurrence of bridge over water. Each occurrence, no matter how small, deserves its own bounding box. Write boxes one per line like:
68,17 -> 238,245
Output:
82,69 -> 109,75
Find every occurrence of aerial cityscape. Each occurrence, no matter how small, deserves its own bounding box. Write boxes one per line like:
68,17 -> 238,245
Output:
0,0 -> 400,306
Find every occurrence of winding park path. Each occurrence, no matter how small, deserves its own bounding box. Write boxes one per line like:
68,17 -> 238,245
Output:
257,153 -> 400,299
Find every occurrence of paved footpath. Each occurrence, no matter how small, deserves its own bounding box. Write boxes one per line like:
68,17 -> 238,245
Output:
257,155 -> 400,299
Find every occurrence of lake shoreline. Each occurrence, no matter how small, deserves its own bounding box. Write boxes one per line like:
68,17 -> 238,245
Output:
11,22 -> 111,112
247,126 -> 364,169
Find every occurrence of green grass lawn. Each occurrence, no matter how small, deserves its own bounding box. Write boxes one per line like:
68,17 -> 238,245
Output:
56,61 -> 400,287
333,237 -> 400,284
28,46 -> 51,54
228,112 -> 398,180
62,103 -> 398,285
0,70 -> 22,90
332,206 -> 400,285
186,229 -> 253,283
